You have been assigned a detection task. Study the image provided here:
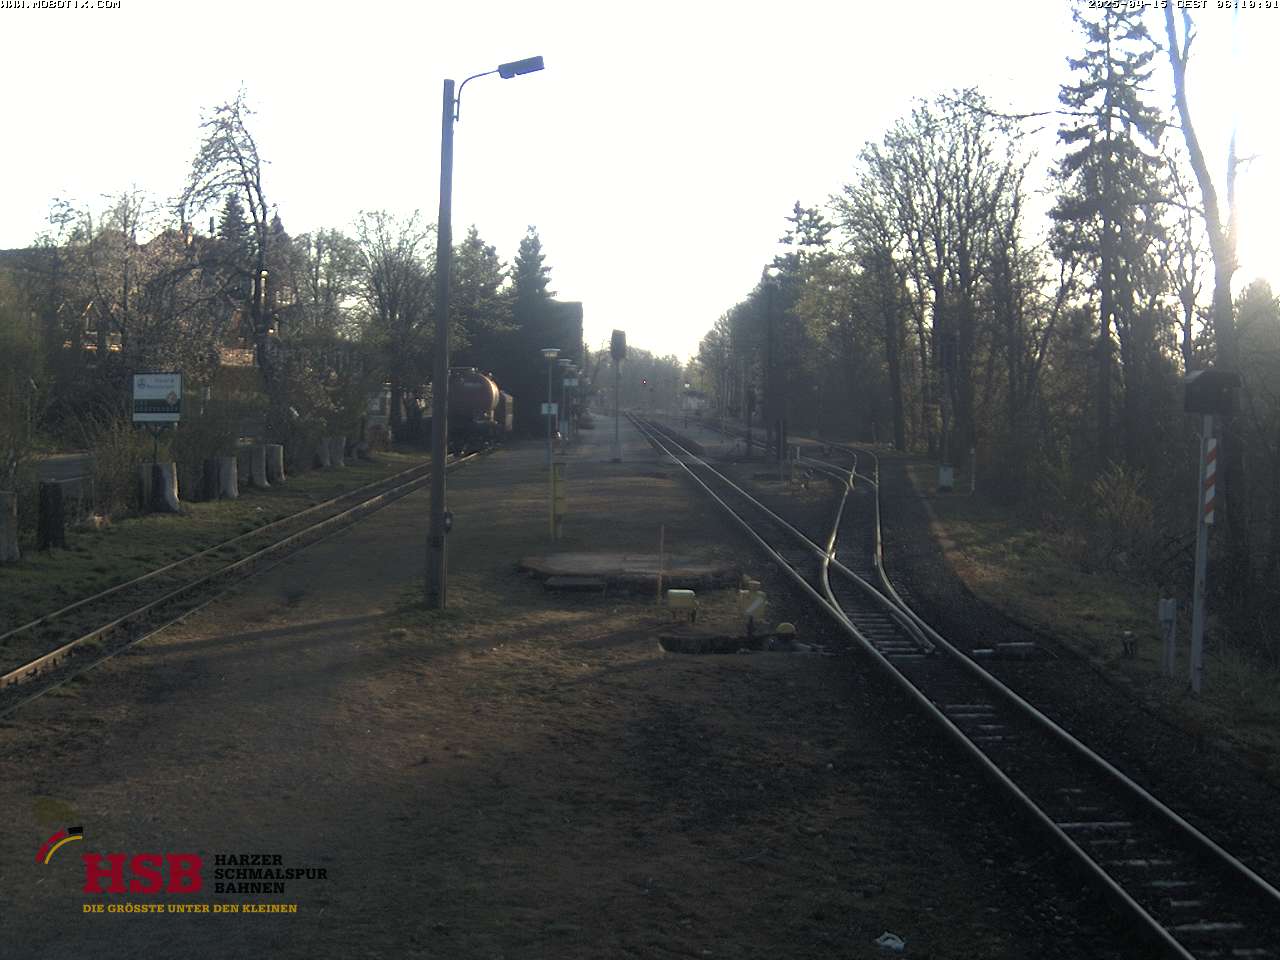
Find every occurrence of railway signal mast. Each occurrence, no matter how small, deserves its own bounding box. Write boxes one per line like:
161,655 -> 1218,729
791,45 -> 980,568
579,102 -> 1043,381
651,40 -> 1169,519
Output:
1183,369 -> 1240,694
610,329 -> 626,462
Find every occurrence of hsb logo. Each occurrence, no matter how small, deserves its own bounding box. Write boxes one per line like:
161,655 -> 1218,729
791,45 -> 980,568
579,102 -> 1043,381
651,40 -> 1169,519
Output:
81,853 -> 204,894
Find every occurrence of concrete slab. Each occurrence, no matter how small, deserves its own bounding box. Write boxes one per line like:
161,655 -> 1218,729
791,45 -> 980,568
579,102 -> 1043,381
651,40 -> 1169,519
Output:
520,551 -> 736,589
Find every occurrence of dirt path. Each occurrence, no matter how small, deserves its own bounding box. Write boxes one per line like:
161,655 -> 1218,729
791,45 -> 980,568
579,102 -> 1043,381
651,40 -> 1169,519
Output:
1,423 -> 1142,959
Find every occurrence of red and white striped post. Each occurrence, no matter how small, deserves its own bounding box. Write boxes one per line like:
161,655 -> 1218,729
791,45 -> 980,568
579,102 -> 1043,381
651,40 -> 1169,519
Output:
1202,437 -> 1217,525
1189,415 -> 1216,694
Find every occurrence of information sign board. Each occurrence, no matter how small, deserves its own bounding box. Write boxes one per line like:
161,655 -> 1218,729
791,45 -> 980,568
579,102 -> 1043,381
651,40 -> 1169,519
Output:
132,372 -> 183,423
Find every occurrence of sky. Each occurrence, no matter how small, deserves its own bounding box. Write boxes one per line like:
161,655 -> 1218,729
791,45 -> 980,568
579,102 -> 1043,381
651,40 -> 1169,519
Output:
3,0 -> 1278,362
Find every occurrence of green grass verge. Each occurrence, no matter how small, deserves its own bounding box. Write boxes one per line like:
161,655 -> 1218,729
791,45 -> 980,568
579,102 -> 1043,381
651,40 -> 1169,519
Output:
905,460 -> 1280,778
0,450 -> 427,631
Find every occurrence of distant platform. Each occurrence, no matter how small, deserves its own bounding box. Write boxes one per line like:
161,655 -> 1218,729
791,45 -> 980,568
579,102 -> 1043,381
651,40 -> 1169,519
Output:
520,552 -> 737,590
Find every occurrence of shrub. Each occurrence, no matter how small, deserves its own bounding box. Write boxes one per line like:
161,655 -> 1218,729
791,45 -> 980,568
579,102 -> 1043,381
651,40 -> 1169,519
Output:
1088,463 -> 1156,574
89,417 -> 152,516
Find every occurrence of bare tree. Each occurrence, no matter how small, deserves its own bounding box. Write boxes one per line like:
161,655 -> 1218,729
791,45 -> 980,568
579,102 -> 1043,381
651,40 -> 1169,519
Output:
179,89 -> 276,391
354,211 -> 434,437
1164,6 -> 1251,600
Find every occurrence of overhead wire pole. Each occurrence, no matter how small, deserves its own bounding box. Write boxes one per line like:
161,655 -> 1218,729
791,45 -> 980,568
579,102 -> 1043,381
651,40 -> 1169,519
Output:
426,55 -> 544,609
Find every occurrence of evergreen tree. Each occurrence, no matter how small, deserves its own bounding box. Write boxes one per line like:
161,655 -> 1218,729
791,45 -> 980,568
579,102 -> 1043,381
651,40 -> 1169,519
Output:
1051,2 -> 1165,470
512,225 -> 553,307
218,193 -> 251,250
451,225 -> 511,360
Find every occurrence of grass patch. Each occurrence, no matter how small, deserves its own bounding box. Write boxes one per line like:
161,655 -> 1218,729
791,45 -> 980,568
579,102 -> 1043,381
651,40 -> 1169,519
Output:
906,460 -> 1280,779
0,451 -> 426,630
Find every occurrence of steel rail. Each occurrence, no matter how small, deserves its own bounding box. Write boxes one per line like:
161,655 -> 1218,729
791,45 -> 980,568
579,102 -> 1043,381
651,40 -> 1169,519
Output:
635,417 -> 1280,959
819,440 -> 1280,931
0,453 -> 479,709
0,457 -> 434,647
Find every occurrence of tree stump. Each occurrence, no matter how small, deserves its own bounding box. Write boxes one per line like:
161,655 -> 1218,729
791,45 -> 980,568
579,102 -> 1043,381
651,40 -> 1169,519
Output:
201,458 -> 221,501
314,438 -> 331,469
265,443 -> 286,484
327,436 -> 346,468
138,463 -> 153,510
236,446 -> 252,485
217,457 -> 239,500
250,445 -> 270,489
38,480 -> 67,549
149,462 -> 181,513
0,491 -> 19,563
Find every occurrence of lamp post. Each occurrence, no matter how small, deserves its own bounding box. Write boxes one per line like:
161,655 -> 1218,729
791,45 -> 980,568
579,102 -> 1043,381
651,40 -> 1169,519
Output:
427,54 -> 544,609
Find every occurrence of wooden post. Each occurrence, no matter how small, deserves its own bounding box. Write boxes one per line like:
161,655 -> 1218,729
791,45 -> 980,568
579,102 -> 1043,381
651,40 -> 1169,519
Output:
265,443 -> 286,484
0,490 -> 20,562
250,445 -> 270,488
137,463 -> 153,511
38,480 -> 67,549
217,456 -> 239,500
328,436 -> 346,468
149,462 -> 181,513
201,458 -> 220,501
657,524 -> 665,606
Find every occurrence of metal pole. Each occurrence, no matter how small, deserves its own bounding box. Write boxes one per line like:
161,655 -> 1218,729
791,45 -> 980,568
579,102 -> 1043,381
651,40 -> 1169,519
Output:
765,280 -> 777,464
426,78 -> 454,609
612,359 -> 621,462
1189,413 -> 1214,694
547,357 -> 555,539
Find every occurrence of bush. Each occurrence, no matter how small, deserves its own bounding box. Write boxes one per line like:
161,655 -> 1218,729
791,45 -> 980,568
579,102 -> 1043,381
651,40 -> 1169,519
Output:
1088,462 -> 1156,574
89,418 -> 152,516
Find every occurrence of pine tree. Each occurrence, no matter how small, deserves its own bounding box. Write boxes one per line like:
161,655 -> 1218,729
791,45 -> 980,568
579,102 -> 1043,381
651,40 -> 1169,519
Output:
512,225 -> 553,304
216,193 -> 254,317
451,225 -> 510,359
1051,2 -> 1165,470
218,193 -> 251,251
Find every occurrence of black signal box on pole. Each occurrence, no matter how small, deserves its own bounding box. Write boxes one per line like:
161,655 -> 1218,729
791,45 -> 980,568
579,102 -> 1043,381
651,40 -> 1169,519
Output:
1184,369 -> 1240,416
611,330 -> 627,362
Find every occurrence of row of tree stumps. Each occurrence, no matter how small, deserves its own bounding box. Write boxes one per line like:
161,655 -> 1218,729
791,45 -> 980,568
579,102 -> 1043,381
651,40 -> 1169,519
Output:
0,435 -> 354,564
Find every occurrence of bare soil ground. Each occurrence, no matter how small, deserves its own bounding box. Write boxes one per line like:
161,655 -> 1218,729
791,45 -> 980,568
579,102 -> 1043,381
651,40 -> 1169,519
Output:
0,422 -> 1148,959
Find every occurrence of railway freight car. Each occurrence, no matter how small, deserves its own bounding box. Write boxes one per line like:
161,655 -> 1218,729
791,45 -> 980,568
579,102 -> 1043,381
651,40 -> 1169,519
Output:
447,367 -> 512,451
365,368 -> 515,450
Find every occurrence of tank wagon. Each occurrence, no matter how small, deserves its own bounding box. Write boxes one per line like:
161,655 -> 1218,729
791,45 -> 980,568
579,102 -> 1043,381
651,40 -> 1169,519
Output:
365,368 -> 515,450
447,367 -> 513,451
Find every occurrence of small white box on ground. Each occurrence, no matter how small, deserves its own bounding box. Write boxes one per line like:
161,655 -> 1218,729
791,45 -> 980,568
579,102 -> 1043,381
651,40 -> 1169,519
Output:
667,589 -> 698,623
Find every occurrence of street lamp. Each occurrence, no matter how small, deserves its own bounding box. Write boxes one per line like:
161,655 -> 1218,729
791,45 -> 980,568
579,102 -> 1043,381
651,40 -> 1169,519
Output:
427,54 -> 545,609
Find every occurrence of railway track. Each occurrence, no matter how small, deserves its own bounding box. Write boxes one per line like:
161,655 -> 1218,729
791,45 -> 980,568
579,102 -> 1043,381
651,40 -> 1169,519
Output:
631,413 -> 1280,960
0,453 -> 478,719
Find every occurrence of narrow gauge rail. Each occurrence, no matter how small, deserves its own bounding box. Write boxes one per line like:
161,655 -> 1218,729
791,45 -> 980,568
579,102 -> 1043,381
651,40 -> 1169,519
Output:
631,414 -> 1280,960
0,453 -> 478,718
